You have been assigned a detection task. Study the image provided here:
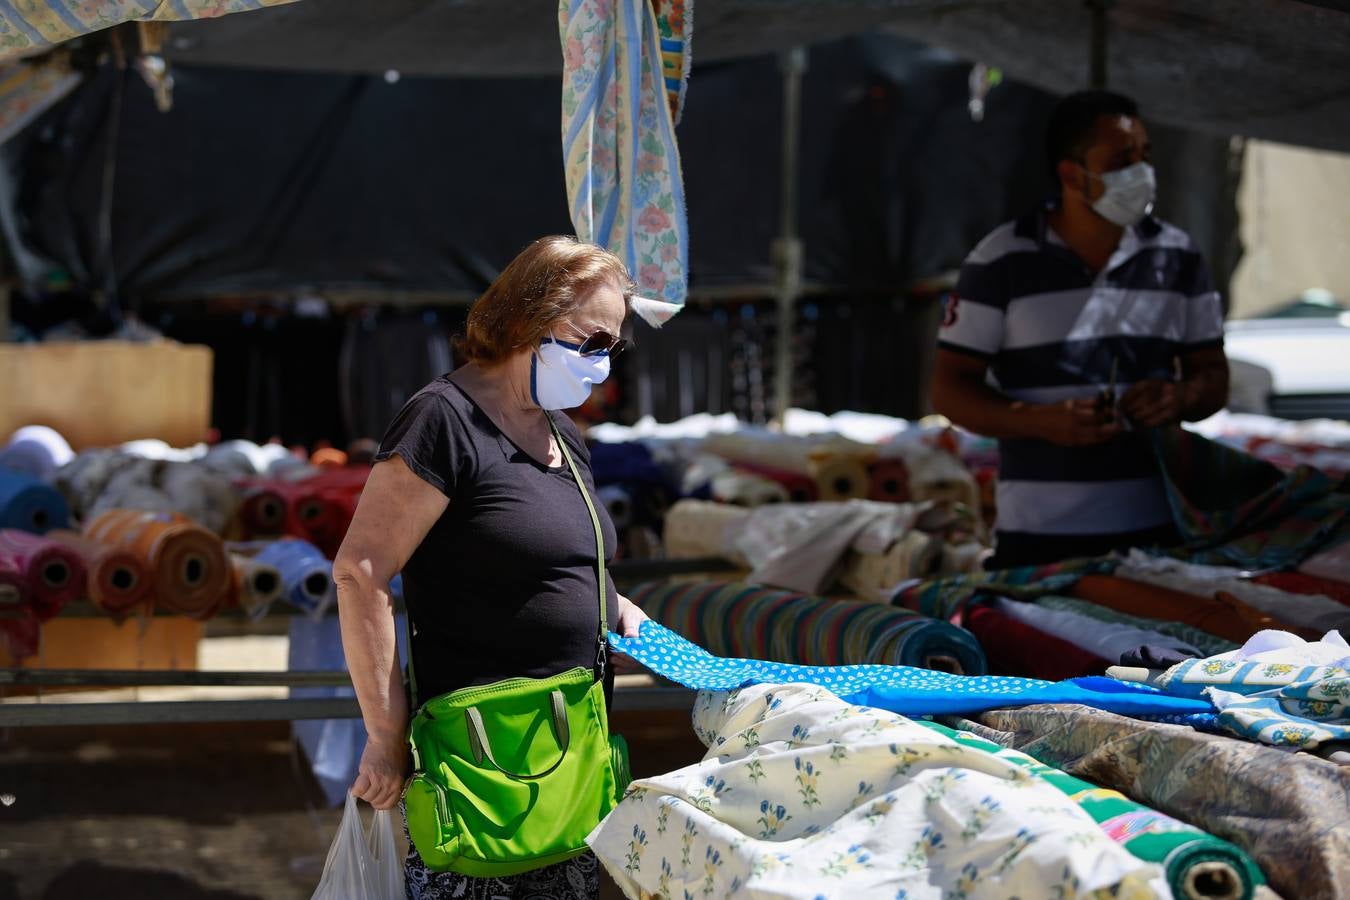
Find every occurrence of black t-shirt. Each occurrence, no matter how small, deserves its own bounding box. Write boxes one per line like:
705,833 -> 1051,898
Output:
374,376 -> 618,702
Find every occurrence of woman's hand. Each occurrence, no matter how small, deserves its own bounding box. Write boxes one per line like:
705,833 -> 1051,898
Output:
351,733 -> 409,811
610,594 -> 650,675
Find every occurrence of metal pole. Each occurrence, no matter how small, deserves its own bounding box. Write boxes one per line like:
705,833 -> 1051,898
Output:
772,47 -> 807,425
1087,0 -> 1111,88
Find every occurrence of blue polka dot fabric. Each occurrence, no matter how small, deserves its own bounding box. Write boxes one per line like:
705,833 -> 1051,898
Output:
610,620 -> 1217,720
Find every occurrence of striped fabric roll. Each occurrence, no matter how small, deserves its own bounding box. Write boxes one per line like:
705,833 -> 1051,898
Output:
628,580 -> 986,675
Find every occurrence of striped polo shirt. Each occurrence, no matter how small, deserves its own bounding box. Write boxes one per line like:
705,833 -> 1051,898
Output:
939,211 -> 1224,544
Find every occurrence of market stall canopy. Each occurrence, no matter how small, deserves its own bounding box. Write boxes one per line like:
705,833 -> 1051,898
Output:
159,0 -> 1350,153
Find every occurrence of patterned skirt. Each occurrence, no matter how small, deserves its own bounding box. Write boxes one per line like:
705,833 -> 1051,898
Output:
400,805 -> 599,900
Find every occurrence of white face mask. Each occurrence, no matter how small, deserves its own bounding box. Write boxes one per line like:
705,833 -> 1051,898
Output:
1086,161 -> 1156,227
530,337 -> 611,410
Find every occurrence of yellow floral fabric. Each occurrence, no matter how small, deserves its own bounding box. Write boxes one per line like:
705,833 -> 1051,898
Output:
588,683 -> 1164,899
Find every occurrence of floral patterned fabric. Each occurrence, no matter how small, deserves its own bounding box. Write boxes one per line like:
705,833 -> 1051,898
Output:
960,704 -> 1350,900
0,1 -> 296,63
1156,656 -> 1350,749
559,0 -> 689,314
588,683 -> 1165,898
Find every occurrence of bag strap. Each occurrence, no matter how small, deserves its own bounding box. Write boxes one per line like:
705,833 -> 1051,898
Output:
548,412 -> 609,681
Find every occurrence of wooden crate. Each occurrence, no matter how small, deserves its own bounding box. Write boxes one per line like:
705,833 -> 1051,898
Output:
0,340 -> 212,450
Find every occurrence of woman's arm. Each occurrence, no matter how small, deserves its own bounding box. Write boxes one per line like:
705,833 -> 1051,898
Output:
332,454 -> 449,809
610,593 -> 650,675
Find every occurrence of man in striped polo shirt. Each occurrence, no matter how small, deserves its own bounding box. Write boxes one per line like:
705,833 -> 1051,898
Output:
932,91 -> 1230,568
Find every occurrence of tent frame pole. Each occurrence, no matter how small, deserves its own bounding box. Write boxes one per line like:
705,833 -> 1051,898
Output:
1087,0 -> 1112,88
772,47 -> 807,426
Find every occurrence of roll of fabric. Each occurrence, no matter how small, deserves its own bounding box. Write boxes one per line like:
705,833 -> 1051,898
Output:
1037,595 -> 1240,659
964,602 -> 1108,680
45,529 -> 151,620
84,510 -> 230,620
808,454 -> 870,502
708,469 -> 789,506
1297,539 -> 1350,586
597,484 -> 634,533
941,541 -> 992,574
0,528 -> 86,621
662,500 -> 752,561
0,425 -> 74,481
837,530 -> 944,601
236,482 -> 289,536
1255,572 -> 1350,608
229,553 -> 284,620
893,442 -> 981,511
0,468 -> 70,534
629,580 -> 986,674
921,720 -> 1264,900
284,466 -> 368,558
994,597 -> 1203,662
1072,574 -> 1301,644
310,447 -> 349,468
865,456 -> 910,503
701,433 -> 868,501
256,539 -> 334,618
729,461 -> 818,503
1118,562 -> 1350,634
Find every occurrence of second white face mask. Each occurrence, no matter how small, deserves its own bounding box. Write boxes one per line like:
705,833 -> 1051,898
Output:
1089,161 -> 1156,227
530,338 -> 611,410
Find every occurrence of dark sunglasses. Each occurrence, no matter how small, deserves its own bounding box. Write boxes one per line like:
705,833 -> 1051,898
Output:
577,330 -> 629,358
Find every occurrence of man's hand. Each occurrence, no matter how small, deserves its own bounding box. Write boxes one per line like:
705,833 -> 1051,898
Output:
351,733 -> 409,811
610,595 -> 650,676
1120,379 -> 1182,428
1030,399 -> 1122,447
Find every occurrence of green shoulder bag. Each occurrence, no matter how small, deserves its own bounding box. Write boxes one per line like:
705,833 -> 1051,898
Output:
402,413 -> 632,877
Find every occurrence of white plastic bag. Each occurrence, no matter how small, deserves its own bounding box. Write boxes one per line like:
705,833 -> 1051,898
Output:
312,793 -> 404,900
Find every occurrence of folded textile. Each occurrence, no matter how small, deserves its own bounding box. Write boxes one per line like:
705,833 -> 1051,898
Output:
1153,636 -> 1350,748
709,469 -> 791,507
0,528 -> 85,621
0,425 -> 74,481
994,597 -> 1203,663
608,619 -> 1211,718
892,557 -> 1116,621
964,602 -> 1109,680
962,703 -> 1350,899
919,720 -> 1264,900
46,528 -> 150,620
590,682 -> 1164,899
1155,427 -> 1350,570
1119,645 -> 1202,669
662,500 -> 750,562
254,539 -> 334,619
629,581 -> 986,674
84,510 -> 230,619
1217,628 -> 1350,668
1036,595 -> 1239,658
1073,574 -> 1295,645
0,468 -> 70,534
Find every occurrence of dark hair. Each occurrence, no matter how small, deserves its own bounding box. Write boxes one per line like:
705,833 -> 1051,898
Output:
455,236 -> 634,367
1045,90 -> 1140,180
